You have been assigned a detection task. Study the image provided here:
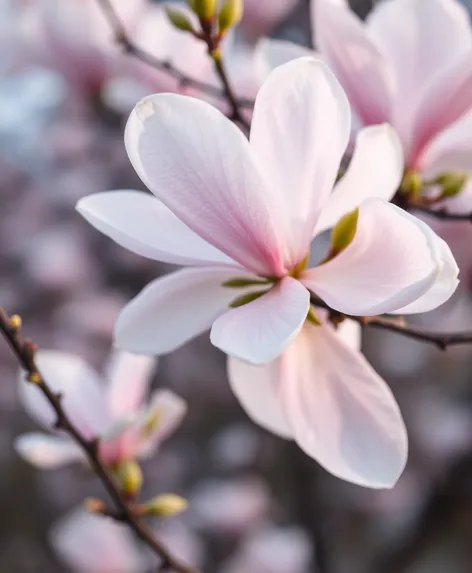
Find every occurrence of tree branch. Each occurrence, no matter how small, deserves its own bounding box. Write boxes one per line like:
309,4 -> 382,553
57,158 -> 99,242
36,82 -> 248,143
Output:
95,0 -> 253,117
0,308 -> 201,573
409,204 -> 472,223
310,296 -> 472,350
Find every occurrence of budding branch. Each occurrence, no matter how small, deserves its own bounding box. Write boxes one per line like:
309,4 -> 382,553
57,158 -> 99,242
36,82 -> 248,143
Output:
0,308 -> 202,573
94,0 -> 253,127
409,204 -> 472,223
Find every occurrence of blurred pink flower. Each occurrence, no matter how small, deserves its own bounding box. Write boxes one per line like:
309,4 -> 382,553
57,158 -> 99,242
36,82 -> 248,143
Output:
15,350 -> 186,468
51,509 -> 147,573
258,0 -> 472,213
21,0 -> 144,93
241,0 -> 300,39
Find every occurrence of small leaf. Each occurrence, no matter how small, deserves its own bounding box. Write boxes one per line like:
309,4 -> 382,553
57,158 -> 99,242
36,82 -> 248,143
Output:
166,8 -> 195,32
230,290 -> 269,308
331,208 -> 359,254
222,277 -> 271,288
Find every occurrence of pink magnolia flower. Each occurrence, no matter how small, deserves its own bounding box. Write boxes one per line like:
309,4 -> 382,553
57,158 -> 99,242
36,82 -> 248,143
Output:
77,57 -> 458,486
21,0 -> 144,93
15,350 -> 186,468
241,0 -> 300,39
51,509 -> 147,573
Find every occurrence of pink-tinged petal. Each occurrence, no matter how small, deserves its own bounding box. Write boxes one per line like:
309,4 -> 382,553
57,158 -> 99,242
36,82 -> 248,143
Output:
137,390 -> 187,457
106,351 -> 157,419
211,277 -> 310,365
366,0 -> 472,134
14,433 -> 84,469
316,125 -> 404,233
77,191 -> 236,267
250,57 -> 351,267
391,235 -> 459,314
312,0 -> 394,126
280,321 -> 407,488
227,356 -> 293,439
303,199 -> 442,316
255,38 -> 318,82
409,53 -> 472,167
51,509 -> 147,573
125,94 -> 285,277
242,0 -> 299,37
115,267 -> 256,355
18,351 -> 111,437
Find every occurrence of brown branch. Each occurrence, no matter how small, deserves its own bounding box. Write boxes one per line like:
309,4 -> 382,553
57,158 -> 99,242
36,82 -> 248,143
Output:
0,308 -> 201,573
409,204 -> 472,223
95,0 -> 254,116
310,296 -> 472,350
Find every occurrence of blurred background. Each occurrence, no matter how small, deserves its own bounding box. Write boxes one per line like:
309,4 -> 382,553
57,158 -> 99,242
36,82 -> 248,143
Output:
2,0 -> 472,572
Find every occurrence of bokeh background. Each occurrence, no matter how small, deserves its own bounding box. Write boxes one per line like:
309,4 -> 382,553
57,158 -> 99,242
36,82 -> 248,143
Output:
2,0 -> 472,572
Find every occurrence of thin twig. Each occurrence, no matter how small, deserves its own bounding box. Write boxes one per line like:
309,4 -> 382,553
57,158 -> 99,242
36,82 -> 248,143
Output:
310,296 -> 472,350
95,0 -> 254,113
0,308 -> 201,573
409,204 -> 472,223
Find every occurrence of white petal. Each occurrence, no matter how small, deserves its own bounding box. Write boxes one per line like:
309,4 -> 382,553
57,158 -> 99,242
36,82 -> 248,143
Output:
303,199 -> 443,316
115,267 -> 256,355
18,350 -> 111,437
137,389 -> 187,457
51,509 -> 147,573
125,94 -> 285,277
250,57 -> 351,268
280,322 -> 408,488
227,356 -> 293,439
255,37 -> 319,82
316,124 -> 404,233
77,191 -> 236,267
14,433 -> 84,469
211,277 -> 310,365
391,235 -> 459,314
313,0 -> 394,125
366,0 -> 472,132
106,351 -> 157,419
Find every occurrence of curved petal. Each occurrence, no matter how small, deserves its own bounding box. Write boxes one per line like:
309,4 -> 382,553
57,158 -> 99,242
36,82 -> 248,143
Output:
137,390 -> 187,457
366,0 -> 472,133
312,0 -> 394,126
391,235 -> 459,314
250,57 -> 351,268
227,356 -> 293,439
211,277 -> 310,365
106,351 -> 157,419
51,509 -> 147,573
315,124 -> 404,233
77,191 -> 236,267
255,38 -> 319,82
14,433 -> 84,469
18,351 -> 111,437
280,321 -> 408,488
125,94 -> 285,277
115,267 -> 256,355
303,199 -> 444,316
409,53 -> 472,166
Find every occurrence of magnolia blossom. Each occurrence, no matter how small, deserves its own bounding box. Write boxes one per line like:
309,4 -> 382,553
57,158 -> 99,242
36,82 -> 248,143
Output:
51,509 -> 147,573
15,350 -> 186,468
241,0 -> 300,39
77,57 -> 458,486
257,0 -> 472,212
21,0 -> 144,92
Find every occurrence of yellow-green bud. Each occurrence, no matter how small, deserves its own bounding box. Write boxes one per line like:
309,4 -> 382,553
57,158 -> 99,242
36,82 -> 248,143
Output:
218,0 -> 244,33
189,0 -> 217,21
27,372 -> 41,384
436,172 -> 468,198
116,461 -> 143,496
166,7 -> 195,32
144,494 -> 188,517
10,314 -> 22,329
401,169 -> 422,198
331,208 -> 359,255
306,306 -> 322,326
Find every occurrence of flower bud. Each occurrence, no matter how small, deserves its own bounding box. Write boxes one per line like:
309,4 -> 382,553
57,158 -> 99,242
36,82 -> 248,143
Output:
189,0 -> 217,21
218,0 -> 244,33
27,372 -> 41,384
166,7 -> 195,33
401,169 -> 422,198
144,494 -> 188,517
9,314 -> 22,330
331,208 -> 359,255
116,461 -> 143,497
84,497 -> 106,514
436,172 -> 468,198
